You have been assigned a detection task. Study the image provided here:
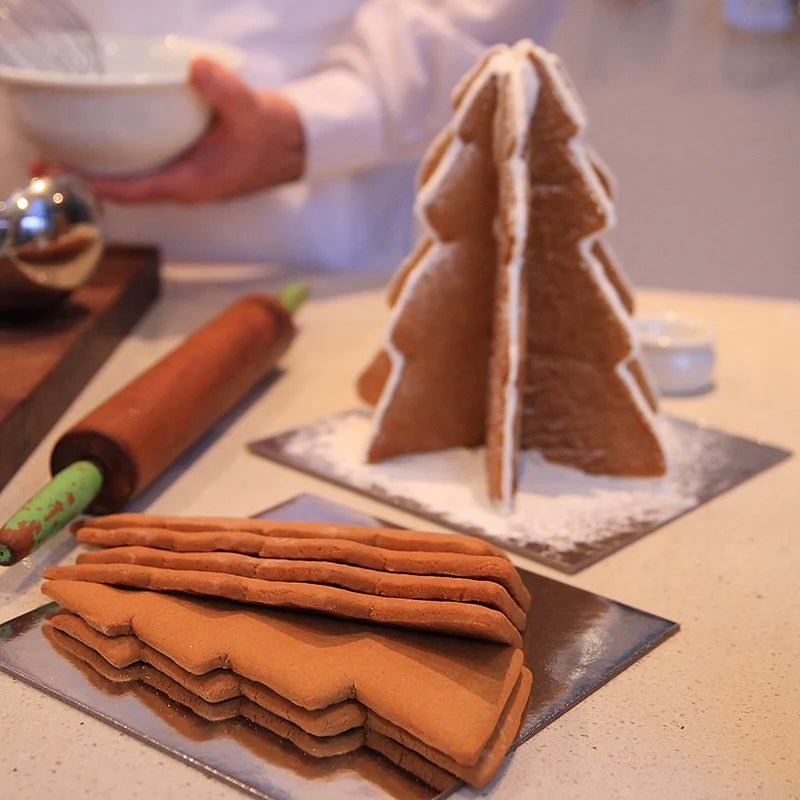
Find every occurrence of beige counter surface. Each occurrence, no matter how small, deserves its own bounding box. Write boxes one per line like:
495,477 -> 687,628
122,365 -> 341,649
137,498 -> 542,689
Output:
0,264 -> 798,800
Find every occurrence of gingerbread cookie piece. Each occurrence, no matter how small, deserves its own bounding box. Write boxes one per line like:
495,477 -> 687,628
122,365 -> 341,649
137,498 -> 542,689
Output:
503,45 -> 666,498
65,514 -> 530,642
44,561 -> 523,646
48,621 -> 459,791
42,580 -> 525,767
355,48 -> 501,463
43,625 -> 368,759
42,583 -> 531,788
72,524 -> 529,610
75,546 -> 527,630
48,612 -> 364,736
46,626 -> 449,797
46,614 -> 531,788
82,513 -> 504,557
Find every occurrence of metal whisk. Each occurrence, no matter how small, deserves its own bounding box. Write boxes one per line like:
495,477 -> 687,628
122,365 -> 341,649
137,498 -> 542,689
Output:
0,0 -> 104,73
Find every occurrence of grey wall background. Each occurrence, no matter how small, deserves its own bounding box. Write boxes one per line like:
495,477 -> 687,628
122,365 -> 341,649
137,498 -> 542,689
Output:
548,0 -> 799,299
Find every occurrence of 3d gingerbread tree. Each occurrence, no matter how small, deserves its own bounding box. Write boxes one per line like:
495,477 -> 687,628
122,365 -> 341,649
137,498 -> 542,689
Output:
358,41 -> 666,510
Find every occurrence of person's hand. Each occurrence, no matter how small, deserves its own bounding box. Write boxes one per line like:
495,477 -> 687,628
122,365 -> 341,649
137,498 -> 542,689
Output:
30,57 -> 305,204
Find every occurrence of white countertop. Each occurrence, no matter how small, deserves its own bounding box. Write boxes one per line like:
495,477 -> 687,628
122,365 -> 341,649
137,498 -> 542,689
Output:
0,264 -> 798,800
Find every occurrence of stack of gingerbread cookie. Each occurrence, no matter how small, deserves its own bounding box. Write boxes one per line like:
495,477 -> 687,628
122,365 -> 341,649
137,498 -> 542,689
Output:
45,513 -> 529,645
42,513 -> 532,790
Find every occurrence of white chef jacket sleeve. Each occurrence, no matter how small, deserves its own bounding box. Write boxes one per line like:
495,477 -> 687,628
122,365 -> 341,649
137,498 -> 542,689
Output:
280,0 -> 560,182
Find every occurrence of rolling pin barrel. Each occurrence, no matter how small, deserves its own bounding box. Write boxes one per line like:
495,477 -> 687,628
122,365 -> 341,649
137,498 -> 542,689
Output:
50,294 -> 295,513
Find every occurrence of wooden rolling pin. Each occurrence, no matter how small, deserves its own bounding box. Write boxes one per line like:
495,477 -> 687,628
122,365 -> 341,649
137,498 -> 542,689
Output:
0,287 -> 305,566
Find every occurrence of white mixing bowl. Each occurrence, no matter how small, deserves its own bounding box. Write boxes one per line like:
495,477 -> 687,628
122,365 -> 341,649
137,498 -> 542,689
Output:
0,34 -> 245,175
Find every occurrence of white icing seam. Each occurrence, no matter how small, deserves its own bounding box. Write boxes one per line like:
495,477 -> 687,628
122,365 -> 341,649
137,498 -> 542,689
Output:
585,145 -> 618,197
616,359 -> 670,461
580,237 -> 635,356
366,242 -> 438,459
415,136 -> 465,233
567,138 -> 617,230
594,239 -> 635,306
629,339 -> 662,408
499,45 -> 540,510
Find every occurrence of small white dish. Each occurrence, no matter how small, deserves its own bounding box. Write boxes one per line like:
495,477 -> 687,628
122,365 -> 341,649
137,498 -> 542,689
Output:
0,34 -> 245,175
633,312 -> 716,396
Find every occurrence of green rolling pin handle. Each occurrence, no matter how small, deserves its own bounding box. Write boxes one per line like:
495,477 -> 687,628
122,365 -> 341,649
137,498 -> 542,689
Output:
278,281 -> 309,315
0,460 -> 104,567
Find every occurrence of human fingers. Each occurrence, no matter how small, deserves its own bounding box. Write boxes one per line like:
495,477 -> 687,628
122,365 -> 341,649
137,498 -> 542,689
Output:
84,154 -> 211,204
189,56 -> 255,122
28,158 -> 67,177
25,154 -> 186,203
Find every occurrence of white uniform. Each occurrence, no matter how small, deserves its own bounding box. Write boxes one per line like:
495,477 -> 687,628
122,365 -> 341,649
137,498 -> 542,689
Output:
0,0 -> 561,269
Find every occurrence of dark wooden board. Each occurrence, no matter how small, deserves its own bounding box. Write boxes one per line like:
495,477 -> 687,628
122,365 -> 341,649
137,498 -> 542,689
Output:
0,245 -> 161,491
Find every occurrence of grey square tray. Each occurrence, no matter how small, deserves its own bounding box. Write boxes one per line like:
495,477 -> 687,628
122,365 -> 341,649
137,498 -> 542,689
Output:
249,411 -> 791,573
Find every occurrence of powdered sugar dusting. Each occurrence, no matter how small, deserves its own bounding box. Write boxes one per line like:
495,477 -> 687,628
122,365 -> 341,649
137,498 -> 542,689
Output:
248,409 -> 792,573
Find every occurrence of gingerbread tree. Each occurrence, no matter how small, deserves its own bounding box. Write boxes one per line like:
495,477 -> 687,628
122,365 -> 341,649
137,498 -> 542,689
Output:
358,41 -> 666,510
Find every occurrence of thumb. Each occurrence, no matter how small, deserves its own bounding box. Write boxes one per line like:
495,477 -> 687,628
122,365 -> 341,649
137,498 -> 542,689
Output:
28,157 -> 68,178
189,56 -> 253,119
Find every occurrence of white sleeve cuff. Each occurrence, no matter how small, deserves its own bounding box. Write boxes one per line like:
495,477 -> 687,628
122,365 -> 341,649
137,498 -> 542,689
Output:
281,68 -> 385,182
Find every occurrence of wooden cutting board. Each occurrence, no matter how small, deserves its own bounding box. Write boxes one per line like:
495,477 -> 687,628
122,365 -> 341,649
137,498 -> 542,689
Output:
0,245 -> 161,491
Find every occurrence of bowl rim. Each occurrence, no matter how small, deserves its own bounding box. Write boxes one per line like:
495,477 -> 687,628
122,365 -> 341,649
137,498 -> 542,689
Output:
0,33 -> 245,88
633,312 -> 715,351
